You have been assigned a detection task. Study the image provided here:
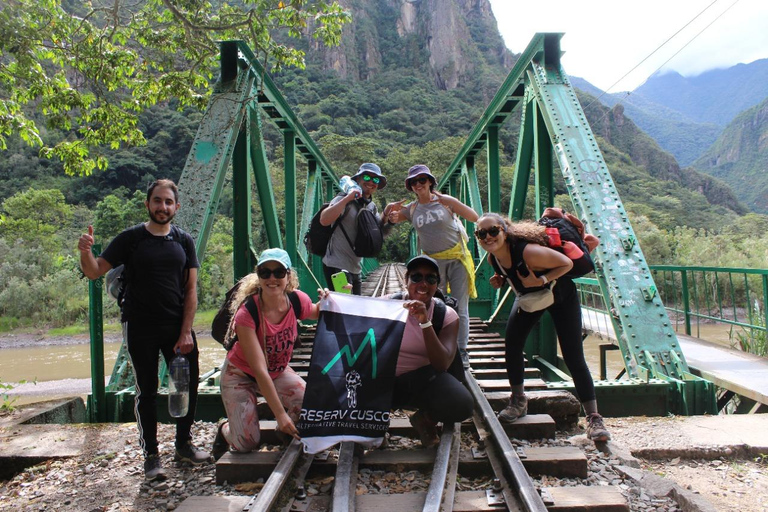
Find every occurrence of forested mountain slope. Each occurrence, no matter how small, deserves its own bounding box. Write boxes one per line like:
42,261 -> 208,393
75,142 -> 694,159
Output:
694,97 -> 768,213
571,59 -> 768,167
0,0 -> 748,231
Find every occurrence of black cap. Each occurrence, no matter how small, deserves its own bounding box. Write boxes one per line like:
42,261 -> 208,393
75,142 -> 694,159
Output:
406,255 -> 440,275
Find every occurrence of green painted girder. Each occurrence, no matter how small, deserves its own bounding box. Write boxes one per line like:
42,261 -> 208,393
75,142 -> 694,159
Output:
235,42 -> 339,186
526,37 -> 715,414
174,60 -> 255,255
526,54 -> 685,378
443,33 -> 715,414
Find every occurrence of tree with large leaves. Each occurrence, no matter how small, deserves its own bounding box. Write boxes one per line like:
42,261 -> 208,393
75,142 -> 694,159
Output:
0,0 -> 350,175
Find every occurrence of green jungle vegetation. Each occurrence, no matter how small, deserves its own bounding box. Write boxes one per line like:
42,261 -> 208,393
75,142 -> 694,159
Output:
694,96 -> 768,214
1,0 -> 768,347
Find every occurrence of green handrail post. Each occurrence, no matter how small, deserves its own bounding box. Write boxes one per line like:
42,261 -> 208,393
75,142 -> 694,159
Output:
680,270 -> 691,336
763,274 -> 768,321
88,244 -> 106,422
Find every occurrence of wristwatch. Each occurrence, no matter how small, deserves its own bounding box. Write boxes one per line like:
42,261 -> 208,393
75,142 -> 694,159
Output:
419,320 -> 433,329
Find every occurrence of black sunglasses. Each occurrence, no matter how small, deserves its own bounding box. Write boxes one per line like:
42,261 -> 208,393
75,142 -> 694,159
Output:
257,267 -> 288,279
362,174 -> 380,184
409,272 -> 439,285
409,176 -> 429,186
475,226 -> 502,240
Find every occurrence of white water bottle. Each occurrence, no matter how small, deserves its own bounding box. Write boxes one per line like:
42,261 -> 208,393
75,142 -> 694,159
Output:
168,352 -> 190,418
339,175 -> 362,198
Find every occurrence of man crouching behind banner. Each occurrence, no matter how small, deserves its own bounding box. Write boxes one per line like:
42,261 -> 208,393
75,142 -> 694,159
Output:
211,249 -> 327,461
390,255 -> 474,447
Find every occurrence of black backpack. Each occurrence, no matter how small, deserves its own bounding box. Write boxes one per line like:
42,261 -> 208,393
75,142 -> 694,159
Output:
105,224 -> 186,308
538,216 -> 595,278
211,284 -> 302,351
303,200 -> 351,256
340,204 -> 384,258
390,293 -> 464,382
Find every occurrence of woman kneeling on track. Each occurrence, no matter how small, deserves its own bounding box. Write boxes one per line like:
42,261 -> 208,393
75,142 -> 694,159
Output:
475,213 -> 610,442
387,255 -> 474,448
212,248 -> 327,460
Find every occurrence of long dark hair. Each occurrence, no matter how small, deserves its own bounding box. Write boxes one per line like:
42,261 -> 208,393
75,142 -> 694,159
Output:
477,212 -> 548,246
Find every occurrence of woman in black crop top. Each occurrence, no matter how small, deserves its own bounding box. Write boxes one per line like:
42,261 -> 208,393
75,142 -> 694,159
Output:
475,212 -> 610,443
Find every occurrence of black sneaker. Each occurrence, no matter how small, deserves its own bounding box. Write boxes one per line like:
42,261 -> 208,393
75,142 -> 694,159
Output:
409,410 -> 439,448
211,419 -> 230,461
174,441 -> 211,465
144,454 -> 167,481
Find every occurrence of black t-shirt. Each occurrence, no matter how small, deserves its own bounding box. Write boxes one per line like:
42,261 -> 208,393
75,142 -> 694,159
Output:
101,224 -> 199,324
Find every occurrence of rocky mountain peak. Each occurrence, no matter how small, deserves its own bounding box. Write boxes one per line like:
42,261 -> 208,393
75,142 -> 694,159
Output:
308,0 -> 512,89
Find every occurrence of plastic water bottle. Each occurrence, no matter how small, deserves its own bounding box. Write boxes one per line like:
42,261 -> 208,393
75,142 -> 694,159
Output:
168,352 -> 190,418
339,175 -> 362,198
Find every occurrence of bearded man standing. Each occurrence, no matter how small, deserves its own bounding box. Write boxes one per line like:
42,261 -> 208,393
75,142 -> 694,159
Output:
78,179 -> 210,481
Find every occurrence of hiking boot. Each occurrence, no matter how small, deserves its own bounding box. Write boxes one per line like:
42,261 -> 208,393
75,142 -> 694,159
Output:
585,413 -> 611,442
211,419 -> 229,461
497,394 -> 528,424
174,441 -> 211,465
409,410 -> 439,448
144,454 -> 167,481
459,349 -> 470,369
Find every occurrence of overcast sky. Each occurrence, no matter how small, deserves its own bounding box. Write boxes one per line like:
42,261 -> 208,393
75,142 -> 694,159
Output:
487,0 -> 768,92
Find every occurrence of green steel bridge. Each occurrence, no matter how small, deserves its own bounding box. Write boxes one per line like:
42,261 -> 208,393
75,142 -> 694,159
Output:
86,34 -> 768,423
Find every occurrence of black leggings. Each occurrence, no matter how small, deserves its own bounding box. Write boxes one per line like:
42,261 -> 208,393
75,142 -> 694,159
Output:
125,321 -> 200,456
392,365 -> 474,424
322,264 -> 362,295
504,278 -> 596,403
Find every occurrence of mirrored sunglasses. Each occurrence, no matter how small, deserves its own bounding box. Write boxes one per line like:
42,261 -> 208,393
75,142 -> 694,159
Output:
257,267 -> 288,279
409,176 -> 429,186
409,272 -> 439,285
362,174 -> 380,184
475,226 -> 502,240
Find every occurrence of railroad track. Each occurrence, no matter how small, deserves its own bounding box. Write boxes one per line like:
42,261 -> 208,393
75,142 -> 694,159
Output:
180,265 -> 629,511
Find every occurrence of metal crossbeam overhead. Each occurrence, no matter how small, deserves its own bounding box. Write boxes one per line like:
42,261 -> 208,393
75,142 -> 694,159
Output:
442,33 -> 715,414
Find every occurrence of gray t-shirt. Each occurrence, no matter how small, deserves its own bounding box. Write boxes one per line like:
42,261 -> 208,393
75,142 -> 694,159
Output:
322,195 -> 380,274
403,200 -> 460,254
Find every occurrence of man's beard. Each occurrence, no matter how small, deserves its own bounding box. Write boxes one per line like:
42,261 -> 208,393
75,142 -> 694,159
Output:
148,209 -> 174,225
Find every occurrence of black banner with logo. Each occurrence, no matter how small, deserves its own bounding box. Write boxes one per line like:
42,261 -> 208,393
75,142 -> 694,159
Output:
298,293 -> 407,454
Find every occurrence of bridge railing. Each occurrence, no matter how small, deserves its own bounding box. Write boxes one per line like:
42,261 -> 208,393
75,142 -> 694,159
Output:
577,266 -> 768,354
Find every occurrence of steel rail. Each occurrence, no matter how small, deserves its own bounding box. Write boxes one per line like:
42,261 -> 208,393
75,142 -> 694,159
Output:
277,450 -> 316,512
242,438 -> 303,511
471,412 -> 524,511
331,441 -> 360,511
370,263 -> 393,297
423,422 -> 461,512
464,373 -> 548,512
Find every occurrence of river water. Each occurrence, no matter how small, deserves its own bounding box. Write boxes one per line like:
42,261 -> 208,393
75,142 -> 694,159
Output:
0,323 -> 735,407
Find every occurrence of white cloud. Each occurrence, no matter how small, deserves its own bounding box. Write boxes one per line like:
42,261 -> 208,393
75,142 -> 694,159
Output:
488,0 -> 768,92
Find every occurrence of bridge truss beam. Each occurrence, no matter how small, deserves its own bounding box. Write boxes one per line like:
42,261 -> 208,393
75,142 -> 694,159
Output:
439,33 -> 715,415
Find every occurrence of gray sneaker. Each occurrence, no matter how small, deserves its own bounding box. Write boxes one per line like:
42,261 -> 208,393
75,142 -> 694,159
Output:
174,441 -> 211,465
498,394 -> 528,424
585,413 -> 611,442
144,454 -> 167,481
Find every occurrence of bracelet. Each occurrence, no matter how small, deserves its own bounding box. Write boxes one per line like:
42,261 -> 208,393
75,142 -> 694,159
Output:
540,275 -> 548,285
419,320 -> 433,329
